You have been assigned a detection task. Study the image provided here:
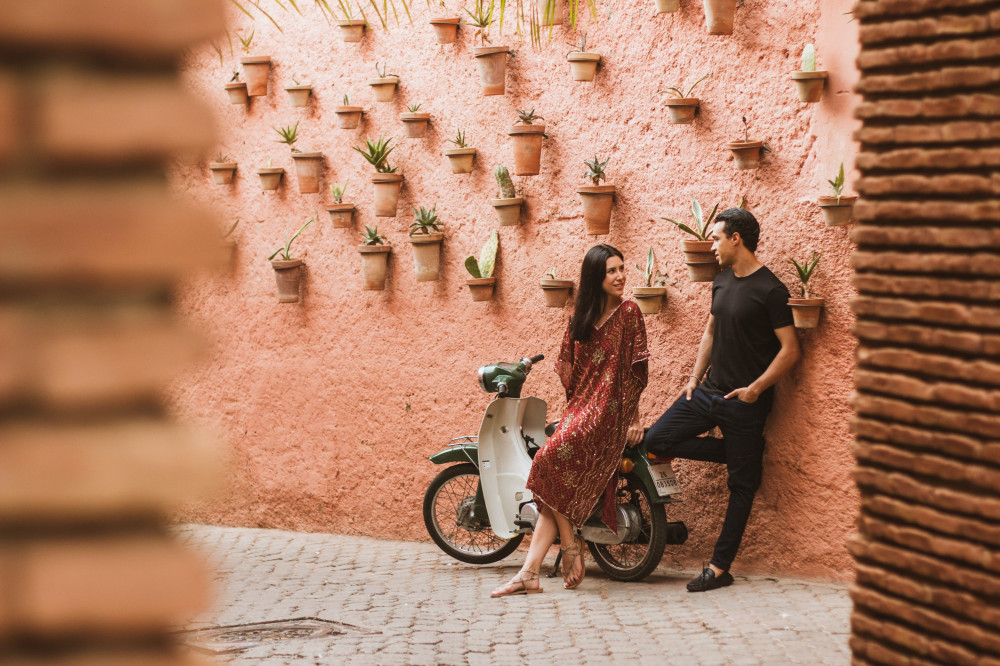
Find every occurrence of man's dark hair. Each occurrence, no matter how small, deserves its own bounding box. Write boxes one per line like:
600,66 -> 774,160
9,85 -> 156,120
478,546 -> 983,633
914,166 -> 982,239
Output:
715,207 -> 760,253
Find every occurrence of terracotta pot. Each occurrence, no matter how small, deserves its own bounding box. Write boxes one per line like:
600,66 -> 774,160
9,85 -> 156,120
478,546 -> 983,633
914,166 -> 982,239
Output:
209,162 -> 237,185
491,197 -> 524,226
791,71 -> 828,103
290,152 -> 324,194
334,106 -> 364,129
633,286 -> 667,314
225,82 -> 248,104
368,76 -> 399,102
429,17 -> 460,43
325,203 -> 356,228
578,185 -> 615,235
467,277 -> 497,301
703,0 -> 737,34
655,0 -> 679,12
817,195 -> 857,227
508,124 -> 545,175
337,19 -> 366,42
663,98 -> 700,124
681,239 -> 720,282
285,85 -> 312,107
538,0 -> 562,25
408,232 -> 444,282
473,46 -> 511,96
540,278 -> 573,307
358,244 -> 391,290
789,297 -> 824,329
240,56 -> 271,96
401,112 -> 431,138
727,140 -> 764,170
567,52 -> 601,81
444,148 -> 476,174
271,259 -> 304,303
257,167 -> 284,191
372,173 -> 404,217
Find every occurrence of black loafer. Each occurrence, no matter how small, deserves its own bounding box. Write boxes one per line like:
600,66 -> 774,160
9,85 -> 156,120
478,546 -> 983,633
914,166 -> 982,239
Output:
686,567 -> 734,592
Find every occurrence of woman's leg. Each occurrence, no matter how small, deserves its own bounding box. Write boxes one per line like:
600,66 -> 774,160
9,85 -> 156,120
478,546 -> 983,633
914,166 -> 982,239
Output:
551,508 -> 584,587
491,503 -> 566,595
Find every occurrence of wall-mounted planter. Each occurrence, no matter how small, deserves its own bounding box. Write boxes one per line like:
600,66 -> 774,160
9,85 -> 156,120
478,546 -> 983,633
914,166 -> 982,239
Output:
225,82 -> 249,104
209,162 -> 237,185
491,197 -> 524,226
285,85 -> 312,107
429,17 -> 460,43
508,124 -> 545,175
567,52 -> 601,81
727,140 -> 764,170
445,148 -> 476,174
789,297 -> 824,328
704,0 -> 736,34
467,277 -> 496,301
663,98 -> 700,124
369,76 -> 399,102
473,46 -> 512,96
240,56 -> 271,96
358,245 -> 391,290
325,203 -> 356,228
791,71 -> 828,103
633,286 -> 667,314
372,173 -> 404,217
290,152 -> 324,194
408,232 -> 444,282
817,196 -> 857,226
257,167 -> 285,191
538,0 -> 562,25
540,278 -> 573,307
271,259 -> 304,303
334,105 -> 364,129
655,0 -> 679,12
401,112 -> 431,138
681,240 -> 720,282
579,185 -> 615,235
337,19 -> 366,42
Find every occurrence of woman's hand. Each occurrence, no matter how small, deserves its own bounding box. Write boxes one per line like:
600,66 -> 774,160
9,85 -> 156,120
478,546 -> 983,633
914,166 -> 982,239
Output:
626,418 -> 644,447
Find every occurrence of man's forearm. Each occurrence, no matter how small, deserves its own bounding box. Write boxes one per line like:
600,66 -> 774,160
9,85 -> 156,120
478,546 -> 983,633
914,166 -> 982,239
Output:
748,346 -> 798,395
691,332 -> 713,380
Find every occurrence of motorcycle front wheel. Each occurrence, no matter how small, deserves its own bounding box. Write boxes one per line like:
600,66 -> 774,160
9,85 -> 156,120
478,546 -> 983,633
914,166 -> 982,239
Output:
587,472 -> 668,582
423,462 -> 525,564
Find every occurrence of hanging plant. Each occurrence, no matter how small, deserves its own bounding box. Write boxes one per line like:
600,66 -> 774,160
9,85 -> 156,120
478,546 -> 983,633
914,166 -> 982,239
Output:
353,135 -> 404,217
490,165 -> 524,226
791,44 -> 828,103
358,225 -> 392,291
662,198 -> 721,283
788,251 -> 824,328
566,34 -> 601,82
326,180 -> 356,228
726,116 -> 765,170
508,108 -> 547,176
465,230 -> 499,301
444,128 -> 476,174
632,247 -> 669,314
657,73 -> 709,125
267,217 -> 314,303
817,163 -> 857,226
578,155 -> 615,235
540,267 -> 573,308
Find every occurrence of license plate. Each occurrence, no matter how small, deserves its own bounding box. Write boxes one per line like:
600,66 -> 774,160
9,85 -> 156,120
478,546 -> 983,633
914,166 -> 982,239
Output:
648,462 -> 681,496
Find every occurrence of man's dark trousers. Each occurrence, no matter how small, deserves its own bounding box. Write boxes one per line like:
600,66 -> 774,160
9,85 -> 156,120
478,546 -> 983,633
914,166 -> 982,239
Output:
644,387 -> 772,571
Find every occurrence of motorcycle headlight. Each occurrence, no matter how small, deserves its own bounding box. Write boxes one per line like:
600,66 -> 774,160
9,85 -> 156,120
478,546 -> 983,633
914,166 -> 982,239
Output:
477,365 -> 490,393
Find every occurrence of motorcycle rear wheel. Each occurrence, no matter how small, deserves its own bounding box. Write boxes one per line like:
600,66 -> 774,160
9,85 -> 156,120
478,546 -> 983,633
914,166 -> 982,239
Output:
587,472 -> 668,582
423,462 -> 525,564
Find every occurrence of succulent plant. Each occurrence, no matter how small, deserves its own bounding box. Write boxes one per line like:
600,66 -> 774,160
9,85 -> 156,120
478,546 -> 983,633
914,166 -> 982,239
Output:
406,102 -> 423,113
790,251 -> 821,298
359,224 -> 387,246
801,44 -> 816,72
635,246 -> 668,288
329,180 -> 349,203
463,0 -> 495,45
516,108 -> 544,124
569,33 -> 589,53
741,115 -> 750,142
409,204 -> 442,235
375,61 -> 398,78
267,217 -> 314,261
274,122 -> 300,152
494,165 -> 516,198
214,152 -> 232,163
657,73 -> 710,99
448,128 -> 469,149
465,230 -> 498,279
545,267 -> 558,279
662,199 -> 720,241
342,93 -> 351,105
222,219 -> 240,239
353,135 -> 397,173
827,162 -> 846,200
237,29 -> 255,54
583,155 -> 609,186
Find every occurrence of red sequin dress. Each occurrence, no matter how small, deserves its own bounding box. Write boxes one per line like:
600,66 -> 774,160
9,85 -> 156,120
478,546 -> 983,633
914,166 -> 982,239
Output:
526,300 -> 650,530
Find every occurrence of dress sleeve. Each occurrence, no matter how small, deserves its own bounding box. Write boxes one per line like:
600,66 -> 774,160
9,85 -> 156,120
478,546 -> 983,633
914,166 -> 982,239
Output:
554,320 -> 575,400
626,302 -> 650,387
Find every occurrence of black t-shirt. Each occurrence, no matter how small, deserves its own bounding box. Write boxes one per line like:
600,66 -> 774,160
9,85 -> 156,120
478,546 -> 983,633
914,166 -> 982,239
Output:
701,266 -> 793,397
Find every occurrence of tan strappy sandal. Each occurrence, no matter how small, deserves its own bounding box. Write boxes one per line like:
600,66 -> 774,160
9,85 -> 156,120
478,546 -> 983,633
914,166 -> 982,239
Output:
491,568 -> 543,597
561,536 -> 587,590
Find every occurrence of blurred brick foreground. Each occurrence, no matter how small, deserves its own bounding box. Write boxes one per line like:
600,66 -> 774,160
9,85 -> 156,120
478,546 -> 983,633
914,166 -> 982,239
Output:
0,1 -> 226,664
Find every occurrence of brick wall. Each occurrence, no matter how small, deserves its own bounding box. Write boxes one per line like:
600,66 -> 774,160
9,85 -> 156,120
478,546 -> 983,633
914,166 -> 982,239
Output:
0,1 -> 225,663
850,0 -> 1000,662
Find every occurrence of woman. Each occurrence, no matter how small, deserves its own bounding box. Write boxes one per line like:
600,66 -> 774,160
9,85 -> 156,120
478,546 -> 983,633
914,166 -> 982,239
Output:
491,244 -> 649,596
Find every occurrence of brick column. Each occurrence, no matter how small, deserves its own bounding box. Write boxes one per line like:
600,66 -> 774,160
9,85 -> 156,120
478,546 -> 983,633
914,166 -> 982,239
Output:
850,0 -> 1000,663
0,2 -> 226,664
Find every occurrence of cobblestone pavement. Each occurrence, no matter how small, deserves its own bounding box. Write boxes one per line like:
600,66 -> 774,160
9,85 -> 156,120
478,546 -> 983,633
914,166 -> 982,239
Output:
176,525 -> 850,665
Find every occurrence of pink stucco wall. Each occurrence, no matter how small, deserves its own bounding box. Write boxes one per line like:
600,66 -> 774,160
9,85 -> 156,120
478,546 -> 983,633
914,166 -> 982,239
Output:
169,0 -> 860,579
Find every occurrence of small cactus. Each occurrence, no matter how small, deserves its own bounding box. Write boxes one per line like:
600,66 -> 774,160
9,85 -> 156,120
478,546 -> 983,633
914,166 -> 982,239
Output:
494,165 -> 516,199
801,44 -> 816,72
465,230 -> 498,278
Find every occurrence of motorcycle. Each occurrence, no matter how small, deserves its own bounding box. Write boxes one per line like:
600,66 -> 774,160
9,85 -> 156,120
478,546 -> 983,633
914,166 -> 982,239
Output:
422,354 -> 688,582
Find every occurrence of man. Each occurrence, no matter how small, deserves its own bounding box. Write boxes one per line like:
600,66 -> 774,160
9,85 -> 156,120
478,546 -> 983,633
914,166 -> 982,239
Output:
645,207 -> 800,592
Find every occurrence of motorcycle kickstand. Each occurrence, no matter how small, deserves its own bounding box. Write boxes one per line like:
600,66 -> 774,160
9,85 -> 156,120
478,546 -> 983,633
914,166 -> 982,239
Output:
548,550 -> 563,578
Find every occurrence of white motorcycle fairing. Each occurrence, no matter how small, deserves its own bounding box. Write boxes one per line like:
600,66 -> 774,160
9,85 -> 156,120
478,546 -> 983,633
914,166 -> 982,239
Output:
476,396 -> 547,539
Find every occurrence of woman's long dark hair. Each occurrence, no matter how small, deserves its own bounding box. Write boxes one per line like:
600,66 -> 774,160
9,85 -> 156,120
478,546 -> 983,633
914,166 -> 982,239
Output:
569,244 -> 624,343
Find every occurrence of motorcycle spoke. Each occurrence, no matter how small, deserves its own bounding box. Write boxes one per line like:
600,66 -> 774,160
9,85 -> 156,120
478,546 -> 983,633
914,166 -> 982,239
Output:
431,471 -> 510,556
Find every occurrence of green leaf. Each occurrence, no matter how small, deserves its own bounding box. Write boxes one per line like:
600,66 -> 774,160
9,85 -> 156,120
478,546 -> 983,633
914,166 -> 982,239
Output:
464,255 -> 482,278
478,230 -> 498,278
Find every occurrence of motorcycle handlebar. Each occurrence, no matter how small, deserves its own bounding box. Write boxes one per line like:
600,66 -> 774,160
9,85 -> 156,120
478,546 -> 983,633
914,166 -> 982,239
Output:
528,354 -> 544,364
